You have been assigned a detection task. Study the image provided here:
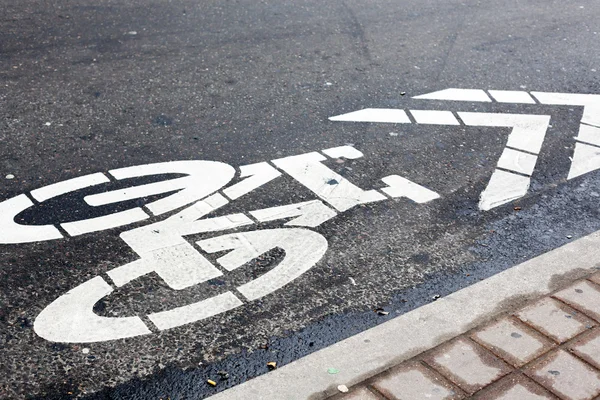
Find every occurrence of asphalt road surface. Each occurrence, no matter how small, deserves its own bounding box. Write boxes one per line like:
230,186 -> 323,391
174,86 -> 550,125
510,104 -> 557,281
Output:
1,0 -> 600,398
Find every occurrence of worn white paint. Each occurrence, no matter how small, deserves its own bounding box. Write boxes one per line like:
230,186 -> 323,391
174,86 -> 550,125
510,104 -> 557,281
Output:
321,145 -> 364,160
250,200 -> 337,227
60,208 -> 150,236
148,292 -> 243,331
458,112 -> 551,154
409,110 -> 459,125
479,170 -> 530,211
0,195 -> 63,244
272,152 -> 386,212
223,162 -> 281,200
91,161 -> 236,216
532,92 -> 600,127
108,196 -> 252,290
31,173 -> 109,202
413,88 -> 491,102
380,175 -> 440,203
575,124 -> 600,147
496,148 -> 537,176
487,90 -> 536,104
197,228 -> 328,301
34,276 -> 151,343
567,143 -> 600,180
328,108 -> 411,124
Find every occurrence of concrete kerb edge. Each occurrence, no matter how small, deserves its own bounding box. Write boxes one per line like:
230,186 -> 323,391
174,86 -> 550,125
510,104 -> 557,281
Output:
208,230 -> 600,400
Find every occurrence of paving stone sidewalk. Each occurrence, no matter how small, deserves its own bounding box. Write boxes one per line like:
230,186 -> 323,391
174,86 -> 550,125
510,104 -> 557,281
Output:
329,272 -> 600,400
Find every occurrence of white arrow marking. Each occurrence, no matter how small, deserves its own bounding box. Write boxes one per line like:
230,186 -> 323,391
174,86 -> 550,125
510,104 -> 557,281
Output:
413,88 -> 491,102
328,108 -> 411,124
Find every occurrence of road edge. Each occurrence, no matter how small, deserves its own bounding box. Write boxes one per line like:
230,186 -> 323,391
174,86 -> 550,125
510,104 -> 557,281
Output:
208,229 -> 600,399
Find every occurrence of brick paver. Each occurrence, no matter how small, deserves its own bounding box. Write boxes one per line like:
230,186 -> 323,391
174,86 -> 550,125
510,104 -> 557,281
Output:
371,361 -> 463,400
423,338 -> 511,394
525,349 -> 600,400
326,273 -> 600,400
516,297 -> 595,343
554,281 -> 600,322
471,317 -> 554,367
570,328 -> 600,370
473,373 -> 555,400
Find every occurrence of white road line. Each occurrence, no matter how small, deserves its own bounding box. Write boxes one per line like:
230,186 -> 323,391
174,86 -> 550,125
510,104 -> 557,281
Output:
197,228 -> 328,301
147,292 -> 243,331
101,160 -> 236,216
328,108 -> 411,123
0,194 -> 63,244
31,172 -> 109,202
34,276 -> 151,343
223,162 -> 281,200
409,110 -> 460,125
272,151 -> 386,212
457,112 -> 551,154
208,229 -> 600,400
250,200 -> 337,227
380,175 -> 440,203
479,170 -> 530,211
413,88 -> 492,102
487,90 -> 536,104
531,92 -> 600,128
496,148 -> 537,176
567,143 -> 600,180
575,124 -> 600,147
60,208 -> 150,236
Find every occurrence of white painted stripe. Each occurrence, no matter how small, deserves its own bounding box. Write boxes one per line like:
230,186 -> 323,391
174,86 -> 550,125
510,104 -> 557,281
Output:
250,200 -> 337,227
321,145 -> 364,160
380,175 -> 440,203
106,161 -> 236,216
0,194 -> 63,244
409,110 -> 460,125
84,177 -> 189,206
328,108 -> 411,124
197,228 -> 328,301
458,112 -> 551,154
413,88 -> 491,102
208,229 -> 600,400
272,152 -> 386,212
576,124 -> 600,147
496,148 -> 537,176
488,90 -> 536,104
31,173 -> 109,202
479,170 -> 530,211
531,92 -> 600,128
60,208 -> 149,236
34,276 -> 151,343
567,143 -> 600,180
223,162 -> 281,200
147,292 -> 243,331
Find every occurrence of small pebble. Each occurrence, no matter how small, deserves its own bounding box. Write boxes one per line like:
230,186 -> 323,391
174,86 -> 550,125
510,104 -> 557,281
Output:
82,348 -> 90,354
337,385 -> 349,393
45,122 -> 51,126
